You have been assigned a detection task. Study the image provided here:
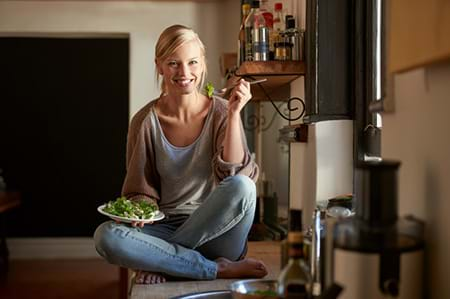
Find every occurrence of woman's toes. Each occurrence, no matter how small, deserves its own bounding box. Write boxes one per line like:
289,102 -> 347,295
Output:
258,262 -> 267,271
157,275 -> 165,284
134,271 -> 167,284
145,273 -> 152,284
135,271 -> 143,283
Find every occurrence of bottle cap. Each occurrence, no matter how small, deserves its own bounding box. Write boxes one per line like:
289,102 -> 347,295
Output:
242,3 -> 251,11
286,17 -> 296,29
275,3 -> 283,11
251,0 -> 260,8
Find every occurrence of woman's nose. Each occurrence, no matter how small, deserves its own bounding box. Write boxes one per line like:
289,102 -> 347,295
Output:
178,63 -> 190,76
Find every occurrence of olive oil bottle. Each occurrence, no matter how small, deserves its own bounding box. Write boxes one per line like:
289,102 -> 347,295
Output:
278,231 -> 311,299
280,209 -> 302,268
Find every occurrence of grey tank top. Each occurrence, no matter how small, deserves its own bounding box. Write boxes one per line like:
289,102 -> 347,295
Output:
149,100 -> 215,215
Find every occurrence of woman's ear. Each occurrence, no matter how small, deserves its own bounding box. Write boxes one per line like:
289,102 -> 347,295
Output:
155,59 -> 163,75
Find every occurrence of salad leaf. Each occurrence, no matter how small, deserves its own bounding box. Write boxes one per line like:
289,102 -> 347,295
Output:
204,82 -> 215,97
103,196 -> 157,220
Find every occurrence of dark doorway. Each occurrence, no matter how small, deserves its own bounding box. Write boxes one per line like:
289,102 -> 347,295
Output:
0,37 -> 129,237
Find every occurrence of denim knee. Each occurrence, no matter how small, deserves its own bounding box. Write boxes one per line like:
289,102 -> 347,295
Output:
223,174 -> 257,209
94,221 -> 124,261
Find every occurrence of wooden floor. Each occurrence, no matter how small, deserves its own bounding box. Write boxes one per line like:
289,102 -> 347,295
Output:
0,258 -> 120,299
0,241 -> 280,299
131,241 -> 281,299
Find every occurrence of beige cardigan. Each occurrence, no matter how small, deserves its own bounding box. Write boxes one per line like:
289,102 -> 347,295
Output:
121,96 -> 259,205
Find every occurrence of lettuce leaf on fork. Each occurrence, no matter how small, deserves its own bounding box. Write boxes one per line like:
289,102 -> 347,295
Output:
204,82 -> 215,97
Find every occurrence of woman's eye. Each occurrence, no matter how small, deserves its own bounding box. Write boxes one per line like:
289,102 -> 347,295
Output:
189,60 -> 198,65
168,61 -> 178,67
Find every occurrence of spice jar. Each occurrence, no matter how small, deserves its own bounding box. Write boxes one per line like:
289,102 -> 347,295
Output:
274,41 -> 293,60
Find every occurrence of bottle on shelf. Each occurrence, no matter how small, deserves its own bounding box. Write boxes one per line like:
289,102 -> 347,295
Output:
259,0 -> 273,27
272,2 -> 285,44
259,0 -> 274,59
273,2 -> 291,61
244,0 -> 261,62
252,7 -> 269,61
245,0 -> 269,61
238,3 -> 251,66
278,230 -> 312,299
285,16 -> 303,61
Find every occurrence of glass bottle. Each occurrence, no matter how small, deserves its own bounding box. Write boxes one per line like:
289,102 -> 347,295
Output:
273,2 -> 285,43
259,0 -> 274,59
278,231 -> 312,299
260,0 -> 273,27
238,3 -> 251,66
280,209 -> 302,268
244,1 -> 261,61
251,1 -> 269,61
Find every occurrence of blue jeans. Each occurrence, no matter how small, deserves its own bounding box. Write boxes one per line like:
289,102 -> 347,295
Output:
94,175 -> 256,280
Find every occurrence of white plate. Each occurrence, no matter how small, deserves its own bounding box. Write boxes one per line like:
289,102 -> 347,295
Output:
97,204 -> 165,223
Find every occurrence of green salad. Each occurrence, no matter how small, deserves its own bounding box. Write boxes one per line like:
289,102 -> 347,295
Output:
204,82 -> 215,97
103,197 -> 157,220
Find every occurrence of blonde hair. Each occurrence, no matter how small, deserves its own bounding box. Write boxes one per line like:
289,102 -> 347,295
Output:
155,24 -> 207,94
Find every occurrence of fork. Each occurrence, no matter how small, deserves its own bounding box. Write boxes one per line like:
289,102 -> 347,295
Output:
213,78 -> 268,97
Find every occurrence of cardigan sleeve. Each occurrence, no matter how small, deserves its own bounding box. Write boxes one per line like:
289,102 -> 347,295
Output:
211,99 -> 259,183
121,104 -> 161,207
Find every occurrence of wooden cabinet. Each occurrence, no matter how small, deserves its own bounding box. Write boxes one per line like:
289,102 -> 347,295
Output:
389,0 -> 450,73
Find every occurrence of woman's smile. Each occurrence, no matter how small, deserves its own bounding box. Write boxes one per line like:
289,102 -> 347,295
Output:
172,78 -> 195,88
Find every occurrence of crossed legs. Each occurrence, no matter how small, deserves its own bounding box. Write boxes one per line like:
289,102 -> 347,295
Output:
94,175 -> 267,284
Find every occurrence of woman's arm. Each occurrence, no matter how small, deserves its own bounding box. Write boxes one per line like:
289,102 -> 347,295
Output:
222,79 -> 252,164
121,103 -> 161,205
211,81 -> 259,183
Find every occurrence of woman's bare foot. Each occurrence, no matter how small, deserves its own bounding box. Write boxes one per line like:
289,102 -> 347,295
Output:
134,270 -> 167,284
216,257 -> 268,279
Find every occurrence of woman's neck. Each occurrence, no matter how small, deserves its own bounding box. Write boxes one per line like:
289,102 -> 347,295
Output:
157,91 -> 206,122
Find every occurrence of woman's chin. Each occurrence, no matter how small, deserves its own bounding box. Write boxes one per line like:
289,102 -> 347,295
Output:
172,86 -> 199,96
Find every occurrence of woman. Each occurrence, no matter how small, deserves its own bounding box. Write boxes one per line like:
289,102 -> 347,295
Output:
94,24 -> 267,284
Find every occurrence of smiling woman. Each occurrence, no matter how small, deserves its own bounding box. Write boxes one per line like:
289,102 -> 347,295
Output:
94,24 -> 266,285
155,25 -> 207,97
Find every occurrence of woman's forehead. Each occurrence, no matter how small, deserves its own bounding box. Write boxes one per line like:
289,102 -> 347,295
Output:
166,40 -> 203,60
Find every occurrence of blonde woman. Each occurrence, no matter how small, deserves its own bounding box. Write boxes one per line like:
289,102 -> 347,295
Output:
94,24 -> 266,284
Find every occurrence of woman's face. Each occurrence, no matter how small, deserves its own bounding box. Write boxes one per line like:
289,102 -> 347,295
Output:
158,40 -> 204,96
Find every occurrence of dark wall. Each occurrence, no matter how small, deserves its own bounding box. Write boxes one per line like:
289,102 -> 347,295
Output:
0,37 -> 129,237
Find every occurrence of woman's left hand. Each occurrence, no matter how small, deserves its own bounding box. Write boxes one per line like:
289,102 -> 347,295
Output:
228,79 -> 252,116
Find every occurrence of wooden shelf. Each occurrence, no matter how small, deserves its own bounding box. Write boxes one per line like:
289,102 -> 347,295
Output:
235,61 -> 305,101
